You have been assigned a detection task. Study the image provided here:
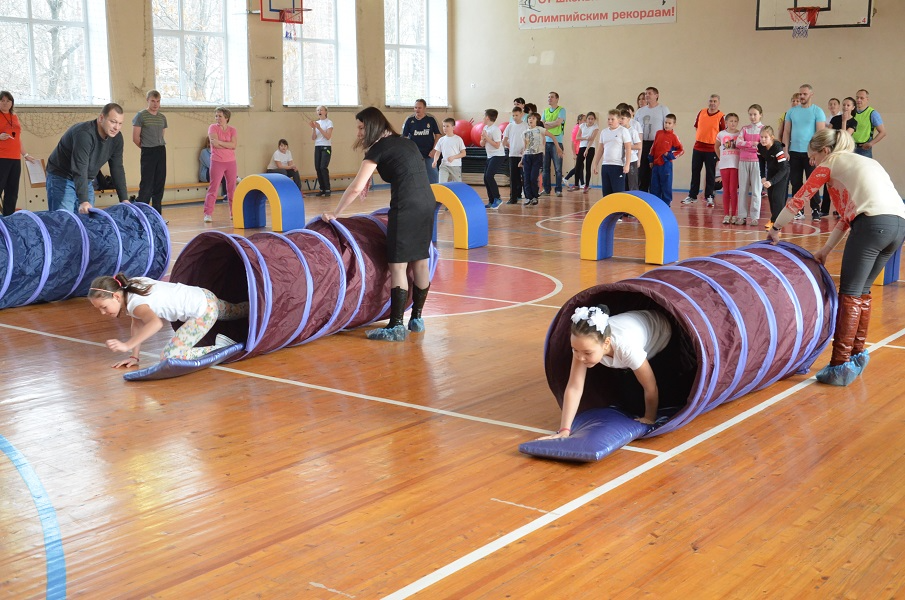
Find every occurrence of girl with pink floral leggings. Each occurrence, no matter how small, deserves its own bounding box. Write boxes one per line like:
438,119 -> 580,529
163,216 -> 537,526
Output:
88,273 -> 248,368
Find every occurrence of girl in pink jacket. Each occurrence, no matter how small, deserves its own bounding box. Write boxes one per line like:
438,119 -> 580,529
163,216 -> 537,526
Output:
735,104 -> 765,226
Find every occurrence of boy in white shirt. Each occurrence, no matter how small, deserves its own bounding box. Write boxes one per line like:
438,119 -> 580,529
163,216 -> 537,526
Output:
266,139 -> 302,189
619,108 -> 643,191
432,118 -> 467,183
503,106 -> 528,204
591,109 -> 632,196
481,109 -> 506,209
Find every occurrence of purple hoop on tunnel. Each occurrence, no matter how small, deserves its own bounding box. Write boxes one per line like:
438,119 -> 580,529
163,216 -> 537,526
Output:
0,218 -> 14,303
0,211 -> 52,308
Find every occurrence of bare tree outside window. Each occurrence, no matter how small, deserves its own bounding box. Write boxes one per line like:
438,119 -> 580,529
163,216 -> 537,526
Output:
0,0 -> 111,105
151,0 -> 247,105
282,0 -> 357,107
384,0 -> 446,107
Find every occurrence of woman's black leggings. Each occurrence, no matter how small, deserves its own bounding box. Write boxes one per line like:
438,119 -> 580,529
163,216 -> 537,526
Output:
839,214 -> 905,295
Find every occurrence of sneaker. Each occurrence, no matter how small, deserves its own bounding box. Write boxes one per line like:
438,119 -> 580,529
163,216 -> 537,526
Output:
729,216 -> 737,225
582,186 -> 590,193
705,197 -> 715,207
530,198 -> 539,206
722,215 -> 731,224
555,191 -> 563,197
214,334 -> 238,349
539,191 -> 549,197
794,211 -> 805,220
489,198 -> 502,210
203,214 -> 213,223
567,185 -> 576,191
524,198 -> 533,206
749,219 -> 758,227
484,201 -> 492,209
737,218 -> 746,226
507,199 -> 519,205
681,196 -> 697,205
812,209 -> 821,222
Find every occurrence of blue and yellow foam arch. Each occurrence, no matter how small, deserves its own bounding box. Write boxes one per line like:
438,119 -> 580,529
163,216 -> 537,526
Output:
580,191 -> 679,265
875,245 -> 901,286
431,182 -> 488,249
232,173 -> 306,232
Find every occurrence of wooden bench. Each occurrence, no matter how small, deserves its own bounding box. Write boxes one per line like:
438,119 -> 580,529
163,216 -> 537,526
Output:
299,172 -> 360,192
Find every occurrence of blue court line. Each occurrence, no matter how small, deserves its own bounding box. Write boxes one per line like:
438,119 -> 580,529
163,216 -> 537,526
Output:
0,434 -> 66,599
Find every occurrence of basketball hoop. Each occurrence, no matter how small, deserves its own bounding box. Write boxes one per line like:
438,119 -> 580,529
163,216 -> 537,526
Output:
280,8 -> 305,24
788,6 -> 820,38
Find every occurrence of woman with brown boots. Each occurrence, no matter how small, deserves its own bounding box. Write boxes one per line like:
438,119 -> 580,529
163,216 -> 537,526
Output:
767,128 -> 905,385
323,107 -> 434,342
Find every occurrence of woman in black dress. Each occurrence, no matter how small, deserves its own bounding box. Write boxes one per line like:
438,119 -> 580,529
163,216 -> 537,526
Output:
323,107 -> 435,342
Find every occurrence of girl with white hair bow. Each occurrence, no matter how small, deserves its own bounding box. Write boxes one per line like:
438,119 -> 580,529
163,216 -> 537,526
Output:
537,305 -> 672,439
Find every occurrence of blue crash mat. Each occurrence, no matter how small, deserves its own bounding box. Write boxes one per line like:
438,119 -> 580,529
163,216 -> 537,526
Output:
123,343 -> 244,381
518,407 -> 653,462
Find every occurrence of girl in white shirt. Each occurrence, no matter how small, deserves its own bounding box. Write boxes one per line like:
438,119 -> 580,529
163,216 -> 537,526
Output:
88,273 -> 248,368
310,105 -> 334,196
575,112 -> 599,193
538,305 -> 671,439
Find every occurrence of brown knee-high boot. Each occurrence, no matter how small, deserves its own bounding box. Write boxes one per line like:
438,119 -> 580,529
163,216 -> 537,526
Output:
829,294 -> 863,366
851,293 -> 871,355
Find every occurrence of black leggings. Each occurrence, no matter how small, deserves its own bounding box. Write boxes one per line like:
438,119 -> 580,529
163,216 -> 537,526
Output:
314,146 -> 331,192
767,175 -> 789,222
0,158 -> 21,216
839,214 -> 905,295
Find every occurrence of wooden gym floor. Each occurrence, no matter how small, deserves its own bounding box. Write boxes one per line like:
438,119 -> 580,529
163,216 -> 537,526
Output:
2,186 -> 904,599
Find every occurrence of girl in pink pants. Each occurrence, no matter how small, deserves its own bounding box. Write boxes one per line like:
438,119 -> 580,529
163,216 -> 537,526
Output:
204,107 -> 238,223
715,113 -> 740,225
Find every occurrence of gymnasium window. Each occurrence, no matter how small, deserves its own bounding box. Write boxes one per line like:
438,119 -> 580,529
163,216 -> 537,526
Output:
0,0 -> 111,105
384,0 -> 447,107
152,0 -> 249,105
282,0 -> 358,107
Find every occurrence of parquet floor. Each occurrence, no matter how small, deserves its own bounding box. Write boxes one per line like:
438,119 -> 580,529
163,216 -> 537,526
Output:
2,186 -> 904,599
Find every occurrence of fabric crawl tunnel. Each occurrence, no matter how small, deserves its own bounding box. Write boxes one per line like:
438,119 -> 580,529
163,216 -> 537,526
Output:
521,241 -> 836,462
165,210 -> 439,366
0,203 -> 170,310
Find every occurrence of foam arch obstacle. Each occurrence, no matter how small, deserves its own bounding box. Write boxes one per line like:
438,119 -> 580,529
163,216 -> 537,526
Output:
0,203 -> 170,309
130,210 -> 440,379
580,191 -> 680,265
232,173 -> 306,232
431,182 -> 488,249
520,241 -> 836,462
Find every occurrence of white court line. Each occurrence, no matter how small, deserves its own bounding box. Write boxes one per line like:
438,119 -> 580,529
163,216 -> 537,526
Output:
490,498 -> 549,514
212,365 -> 553,435
381,326 -> 905,600
0,319 -> 557,435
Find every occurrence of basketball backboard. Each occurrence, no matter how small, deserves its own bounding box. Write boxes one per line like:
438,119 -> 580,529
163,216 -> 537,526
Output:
756,0 -> 872,29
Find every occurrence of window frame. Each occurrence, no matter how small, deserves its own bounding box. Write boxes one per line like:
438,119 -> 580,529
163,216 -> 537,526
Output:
281,0 -> 358,108
151,0 -> 250,107
383,0 -> 447,108
0,0 -> 111,106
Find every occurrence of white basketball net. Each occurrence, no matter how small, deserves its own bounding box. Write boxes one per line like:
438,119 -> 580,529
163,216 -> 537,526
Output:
789,8 -> 817,39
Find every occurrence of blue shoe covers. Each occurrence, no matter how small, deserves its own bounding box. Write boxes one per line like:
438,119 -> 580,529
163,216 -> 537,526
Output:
850,350 -> 869,375
815,361 -> 859,386
366,324 -> 407,341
